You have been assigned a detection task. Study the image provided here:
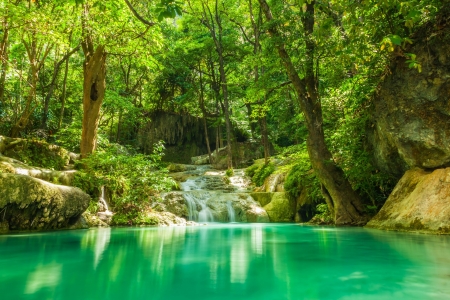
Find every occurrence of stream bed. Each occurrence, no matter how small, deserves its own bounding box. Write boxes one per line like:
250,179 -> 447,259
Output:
1,224 -> 450,299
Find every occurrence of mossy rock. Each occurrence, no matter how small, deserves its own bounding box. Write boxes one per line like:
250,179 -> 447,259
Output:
250,192 -> 274,207
263,192 -> 296,222
0,173 -> 90,232
0,136 -> 70,170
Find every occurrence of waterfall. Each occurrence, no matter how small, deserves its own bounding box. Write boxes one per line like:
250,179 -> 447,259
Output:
99,186 -> 109,211
183,193 -> 198,221
198,203 -> 214,222
170,164 -> 268,223
183,192 -> 215,222
97,186 -> 113,222
227,201 -> 236,222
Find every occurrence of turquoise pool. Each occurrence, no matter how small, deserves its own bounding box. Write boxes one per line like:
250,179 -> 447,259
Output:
1,224 -> 449,299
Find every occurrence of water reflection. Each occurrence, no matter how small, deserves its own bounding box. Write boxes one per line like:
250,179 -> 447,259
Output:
25,263 -> 62,295
1,225 -> 450,299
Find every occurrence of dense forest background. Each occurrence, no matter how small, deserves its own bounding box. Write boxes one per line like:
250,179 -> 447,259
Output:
0,0 -> 446,225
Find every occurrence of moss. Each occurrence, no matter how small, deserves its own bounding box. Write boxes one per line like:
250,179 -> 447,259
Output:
246,163 -> 275,187
409,218 -> 425,230
263,193 -> 295,222
250,192 -> 274,207
3,138 -> 69,170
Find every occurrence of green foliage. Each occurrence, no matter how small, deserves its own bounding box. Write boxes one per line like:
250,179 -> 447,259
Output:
310,203 -> 334,224
73,141 -> 176,223
54,121 -> 82,153
4,139 -> 69,170
245,163 -> 275,187
326,82 -> 397,208
225,168 -> 234,177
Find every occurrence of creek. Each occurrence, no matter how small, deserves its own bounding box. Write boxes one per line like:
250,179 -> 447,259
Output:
1,225 -> 450,299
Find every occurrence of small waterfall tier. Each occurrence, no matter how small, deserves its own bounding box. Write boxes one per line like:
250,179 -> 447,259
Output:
162,165 -> 269,223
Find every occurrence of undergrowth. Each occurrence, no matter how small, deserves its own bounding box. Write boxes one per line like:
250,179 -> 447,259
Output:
73,141 -> 176,225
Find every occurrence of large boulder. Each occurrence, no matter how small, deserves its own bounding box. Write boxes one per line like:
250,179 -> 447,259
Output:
368,18 -> 450,178
258,192 -> 296,222
0,173 -> 90,232
366,168 -> 450,234
0,155 -> 76,186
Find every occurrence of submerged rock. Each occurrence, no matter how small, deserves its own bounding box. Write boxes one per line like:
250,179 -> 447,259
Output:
0,173 -> 90,232
366,168 -> 450,234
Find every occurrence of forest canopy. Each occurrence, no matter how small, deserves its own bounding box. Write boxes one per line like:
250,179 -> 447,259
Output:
0,0 -> 445,223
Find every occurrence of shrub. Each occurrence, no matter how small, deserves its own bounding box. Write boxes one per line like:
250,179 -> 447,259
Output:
246,163 -> 275,187
73,141 -> 176,224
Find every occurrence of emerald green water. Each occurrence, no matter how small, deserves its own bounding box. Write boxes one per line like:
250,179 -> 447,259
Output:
1,224 -> 450,299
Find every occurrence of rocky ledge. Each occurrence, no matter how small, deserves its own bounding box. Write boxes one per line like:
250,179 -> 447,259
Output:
366,168 -> 450,234
0,173 -> 90,233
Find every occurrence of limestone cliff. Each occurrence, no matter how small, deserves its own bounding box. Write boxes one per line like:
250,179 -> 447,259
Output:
138,111 -> 216,163
367,10 -> 450,234
368,12 -> 450,177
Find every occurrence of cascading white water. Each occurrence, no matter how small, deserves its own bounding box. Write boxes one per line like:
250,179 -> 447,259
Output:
97,186 -> 113,222
99,186 -> 109,211
183,193 -> 198,221
227,201 -> 236,222
168,164 -> 268,223
198,203 -> 214,222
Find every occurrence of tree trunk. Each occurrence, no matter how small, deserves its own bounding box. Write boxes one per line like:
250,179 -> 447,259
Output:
199,67 -> 213,164
261,115 -> 270,164
10,36 -> 52,137
58,54 -> 70,129
0,19 -> 8,104
202,1 -> 233,169
80,44 -> 106,158
258,0 -> 367,225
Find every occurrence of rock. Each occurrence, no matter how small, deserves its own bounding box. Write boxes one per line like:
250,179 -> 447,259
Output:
191,154 -> 210,165
83,212 -> 109,227
69,152 -> 80,164
255,173 -> 285,192
97,211 -> 113,223
263,192 -> 296,222
245,205 -> 270,223
250,192 -> 273,207
138,112 -> 215,164
138,211 -> 187,226
0,173 -> 90,232
0,136 -> 70,170
366,168 -> 450,234
368,22 -> 450,177
0,221 -> 9,233
0,155 -> 76,186
69,215 -> 89,229
157,192 -> 189,217
167,163 -> 196,173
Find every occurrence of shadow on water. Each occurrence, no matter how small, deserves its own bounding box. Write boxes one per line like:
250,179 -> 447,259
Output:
1,225 -> 450,299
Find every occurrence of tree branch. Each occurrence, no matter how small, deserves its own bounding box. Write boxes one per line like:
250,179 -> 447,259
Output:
124,0 -> 156,27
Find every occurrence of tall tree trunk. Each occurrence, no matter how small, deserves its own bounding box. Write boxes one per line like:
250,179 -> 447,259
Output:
261,115 -> 270,164
58,54 -> 70,129
258,0 -> 367,225
0,19 -> 8,104
202,1 -> 233,169
199,67 -> 213,164
80,43 -> 106,158
10,37 -> 52,137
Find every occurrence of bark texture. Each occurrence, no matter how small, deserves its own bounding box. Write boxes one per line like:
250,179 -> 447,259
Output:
80,43 -> 106,158
258,0 -> 368,224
